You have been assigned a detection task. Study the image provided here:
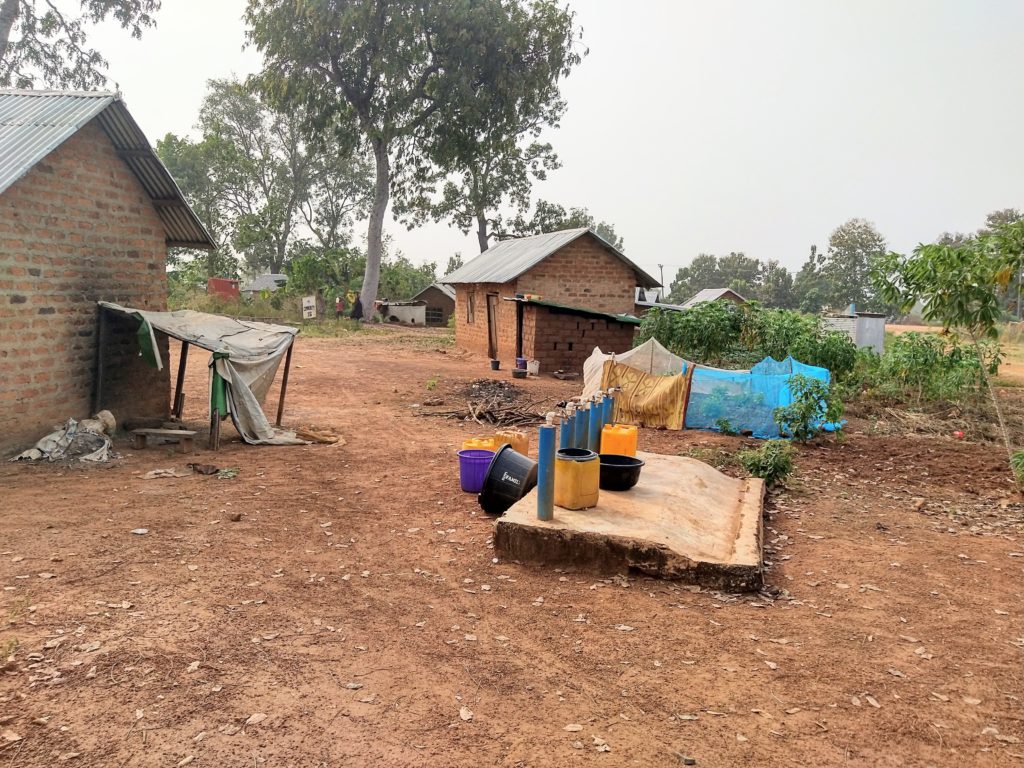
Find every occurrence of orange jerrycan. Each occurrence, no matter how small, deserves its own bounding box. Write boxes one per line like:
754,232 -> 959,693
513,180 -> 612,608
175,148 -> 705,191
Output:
600,424 -> 638,457
554,448 -> 600,510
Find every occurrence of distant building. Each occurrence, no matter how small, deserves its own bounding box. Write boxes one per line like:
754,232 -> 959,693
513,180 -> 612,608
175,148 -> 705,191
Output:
680,287 -> 748,309
411,283 -> 456,326
207,277 -> 240,299
241,273 -> 287,295
822,312 -> 886,354
634,286 -> 688,316
443,228 -> 659,373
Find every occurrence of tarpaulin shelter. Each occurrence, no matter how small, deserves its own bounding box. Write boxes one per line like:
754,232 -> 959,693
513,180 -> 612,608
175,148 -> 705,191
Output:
97,302 -> 304,447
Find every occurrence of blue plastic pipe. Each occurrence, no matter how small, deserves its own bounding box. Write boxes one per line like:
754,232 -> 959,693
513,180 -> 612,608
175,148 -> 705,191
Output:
537,424 -> 556,521
577,404 -> 590,450
559,409 -> 574,451
588,399 -> 602,454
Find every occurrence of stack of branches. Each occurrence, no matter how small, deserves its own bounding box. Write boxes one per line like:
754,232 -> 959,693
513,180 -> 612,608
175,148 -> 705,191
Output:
418,395 -> 557,427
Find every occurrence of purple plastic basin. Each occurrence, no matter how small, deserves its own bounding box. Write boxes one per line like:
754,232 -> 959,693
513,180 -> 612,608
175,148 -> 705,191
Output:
458,449 -> 495,493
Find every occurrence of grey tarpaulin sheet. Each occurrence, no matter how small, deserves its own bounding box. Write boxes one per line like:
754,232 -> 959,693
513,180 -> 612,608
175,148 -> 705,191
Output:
98,302 -> 306,445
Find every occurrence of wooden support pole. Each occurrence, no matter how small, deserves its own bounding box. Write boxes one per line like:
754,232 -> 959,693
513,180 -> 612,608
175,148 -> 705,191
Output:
92,308 -> 107,413
276,342 -> 294,427
173,342 -> 189,418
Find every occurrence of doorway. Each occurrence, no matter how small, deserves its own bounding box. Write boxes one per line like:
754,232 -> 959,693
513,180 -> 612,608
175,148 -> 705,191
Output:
486,293 -> 499,359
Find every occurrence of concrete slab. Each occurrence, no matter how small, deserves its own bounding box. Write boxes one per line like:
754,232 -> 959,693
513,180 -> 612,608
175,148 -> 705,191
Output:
493,451 -> 764,591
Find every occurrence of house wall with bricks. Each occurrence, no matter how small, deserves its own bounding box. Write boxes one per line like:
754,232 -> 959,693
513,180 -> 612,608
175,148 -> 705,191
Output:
0,120 -> 170,456
525,308 -> 636,374
453,232 -> 642,372
514,237 -> 637,315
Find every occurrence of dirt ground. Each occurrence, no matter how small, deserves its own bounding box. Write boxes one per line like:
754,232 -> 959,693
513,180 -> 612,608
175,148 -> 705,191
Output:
2,326 -> 1022,767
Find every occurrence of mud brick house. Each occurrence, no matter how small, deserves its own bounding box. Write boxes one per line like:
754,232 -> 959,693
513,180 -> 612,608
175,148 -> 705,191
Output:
444,228 -> 659,374
0,90 -> 214,455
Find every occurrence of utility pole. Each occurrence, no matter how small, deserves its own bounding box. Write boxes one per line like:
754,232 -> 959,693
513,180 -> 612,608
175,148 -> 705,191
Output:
658,263 -> 664,298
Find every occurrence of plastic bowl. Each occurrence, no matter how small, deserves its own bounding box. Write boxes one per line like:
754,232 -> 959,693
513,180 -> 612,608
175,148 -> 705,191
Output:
511,368 -> 528,379
598,454 -> 645,491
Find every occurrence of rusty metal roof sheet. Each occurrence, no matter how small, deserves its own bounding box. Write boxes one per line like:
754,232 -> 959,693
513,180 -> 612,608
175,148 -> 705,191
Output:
442,228 -> 659,288
0,89 -> 214,249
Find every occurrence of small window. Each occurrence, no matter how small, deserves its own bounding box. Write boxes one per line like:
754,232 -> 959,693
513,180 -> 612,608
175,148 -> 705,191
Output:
467,293 -> 475,324
426,308 -> 443,324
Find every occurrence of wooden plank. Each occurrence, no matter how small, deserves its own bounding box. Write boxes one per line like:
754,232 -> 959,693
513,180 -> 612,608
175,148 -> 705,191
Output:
131,428 -> 197,437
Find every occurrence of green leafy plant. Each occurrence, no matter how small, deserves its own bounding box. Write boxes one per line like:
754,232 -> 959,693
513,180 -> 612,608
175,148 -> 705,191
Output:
773,374 -> 844,442
738,440 -> 795,487
714,418 -> 739,436
1011,451 -> 1024,486
426,375 -> 440,391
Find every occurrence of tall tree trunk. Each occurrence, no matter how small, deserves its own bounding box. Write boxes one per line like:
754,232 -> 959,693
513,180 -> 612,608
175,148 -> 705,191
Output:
362,138 -> 390,323
476,210 -> 489,253
0,0 -> 19,66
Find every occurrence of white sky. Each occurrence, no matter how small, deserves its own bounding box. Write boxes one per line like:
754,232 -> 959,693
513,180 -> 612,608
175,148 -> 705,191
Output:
90,0 -> 1024,283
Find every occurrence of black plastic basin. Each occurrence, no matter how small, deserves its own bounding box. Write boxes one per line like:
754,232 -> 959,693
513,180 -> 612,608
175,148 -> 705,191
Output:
478,444 -> 538,515
598,454 -> 645,491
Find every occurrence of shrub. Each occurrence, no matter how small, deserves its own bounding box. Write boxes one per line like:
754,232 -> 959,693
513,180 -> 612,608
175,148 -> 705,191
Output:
1012,451 -> 1024,487
714,417 -> 739,436
773,374 -> 844,442
738,440 -> 795,487
874,332 -> 997,405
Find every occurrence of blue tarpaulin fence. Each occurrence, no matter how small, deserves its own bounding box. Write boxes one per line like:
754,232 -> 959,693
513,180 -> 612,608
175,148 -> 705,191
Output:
684,356 -> 833,438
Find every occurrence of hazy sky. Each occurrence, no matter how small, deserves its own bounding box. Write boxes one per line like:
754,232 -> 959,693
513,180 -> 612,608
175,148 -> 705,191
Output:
90,0 -> 1024,284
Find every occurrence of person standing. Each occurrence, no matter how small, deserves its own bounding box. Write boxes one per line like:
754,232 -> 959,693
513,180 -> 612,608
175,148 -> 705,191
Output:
350,292 -> 363,321
335,296 -> 344,319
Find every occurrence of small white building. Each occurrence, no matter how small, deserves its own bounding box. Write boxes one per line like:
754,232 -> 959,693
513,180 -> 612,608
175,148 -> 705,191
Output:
822,312 -> 886,354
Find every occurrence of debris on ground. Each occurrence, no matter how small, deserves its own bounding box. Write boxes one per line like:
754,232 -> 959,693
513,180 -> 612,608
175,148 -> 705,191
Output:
10,410 -> 117,463
418,379 -> 552,426
143,468 -> 193,479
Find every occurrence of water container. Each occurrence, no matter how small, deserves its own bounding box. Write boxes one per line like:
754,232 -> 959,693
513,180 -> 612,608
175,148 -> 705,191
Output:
462,437 -> 496,452
515,357 -> 528,369
478,445 -> 538,515
495,429 -> 529,456
526,359 -> 540,376
600,424 -> 638,457
458,449 -> 495,493
554,447 -> 600,510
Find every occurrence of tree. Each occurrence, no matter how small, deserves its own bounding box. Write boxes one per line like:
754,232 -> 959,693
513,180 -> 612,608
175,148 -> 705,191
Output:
444,253 -> 463,276
667,254 -> 721,303
817,218 -> 887,311
156,133 -> 239,281
716,252 -> 760,296
163,79 -> 372,277
875,220 -> 1024,470
510,200 -> 624,250
757,260 -> 795,309
792,246 -> 827,314
399,3 -> 581,252
247,0 -> 554,322
0,0 -> 159,88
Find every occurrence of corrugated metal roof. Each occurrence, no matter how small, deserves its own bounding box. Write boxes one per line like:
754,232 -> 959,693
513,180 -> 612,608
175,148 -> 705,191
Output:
0,89 -> 214,249
442,228 -> 659,287
241,273 -> 288,293
503,296 -> 641,325
681,287 -> 747,309
411,282 -> 455,302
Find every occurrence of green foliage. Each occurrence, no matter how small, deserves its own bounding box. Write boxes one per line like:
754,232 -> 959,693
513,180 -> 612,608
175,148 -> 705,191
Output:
0,0 -> 159,89
773,374 -> 843,442
872,332 -> 998,405
738,440 -> 795,487
637,303 -> 859,379
714,418 -> 739,436
1011,451 -> 1024,487
875,221 -> 1024,340
509,200 -> 624,250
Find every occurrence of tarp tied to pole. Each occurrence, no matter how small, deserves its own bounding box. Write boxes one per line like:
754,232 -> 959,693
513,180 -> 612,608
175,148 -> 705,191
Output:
98,302 -> 305,445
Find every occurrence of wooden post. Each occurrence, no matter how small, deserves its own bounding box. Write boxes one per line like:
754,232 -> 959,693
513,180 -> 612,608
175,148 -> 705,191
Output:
209,408 -> 221,451
92,307 -> 107,413
173,342 -> 189,418
275,342 -> 294,427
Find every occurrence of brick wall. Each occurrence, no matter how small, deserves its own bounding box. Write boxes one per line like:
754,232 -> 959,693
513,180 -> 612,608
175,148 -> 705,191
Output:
0,120 -> 169,456
454,281 -> 519,362
515,234 -> 638,315
525,307 -> 637,374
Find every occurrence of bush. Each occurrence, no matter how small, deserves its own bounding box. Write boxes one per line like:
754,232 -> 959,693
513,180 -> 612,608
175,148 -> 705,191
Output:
636,302 -> 742,365
874,332 -> 997,405
773,374 -> 844,442
738,440 -> 795,487
1011,451 -> 1024,487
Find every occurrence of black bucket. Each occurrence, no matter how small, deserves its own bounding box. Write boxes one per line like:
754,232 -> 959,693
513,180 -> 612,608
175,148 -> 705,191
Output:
598,453 -> 645,491
478,444 -> 538,515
